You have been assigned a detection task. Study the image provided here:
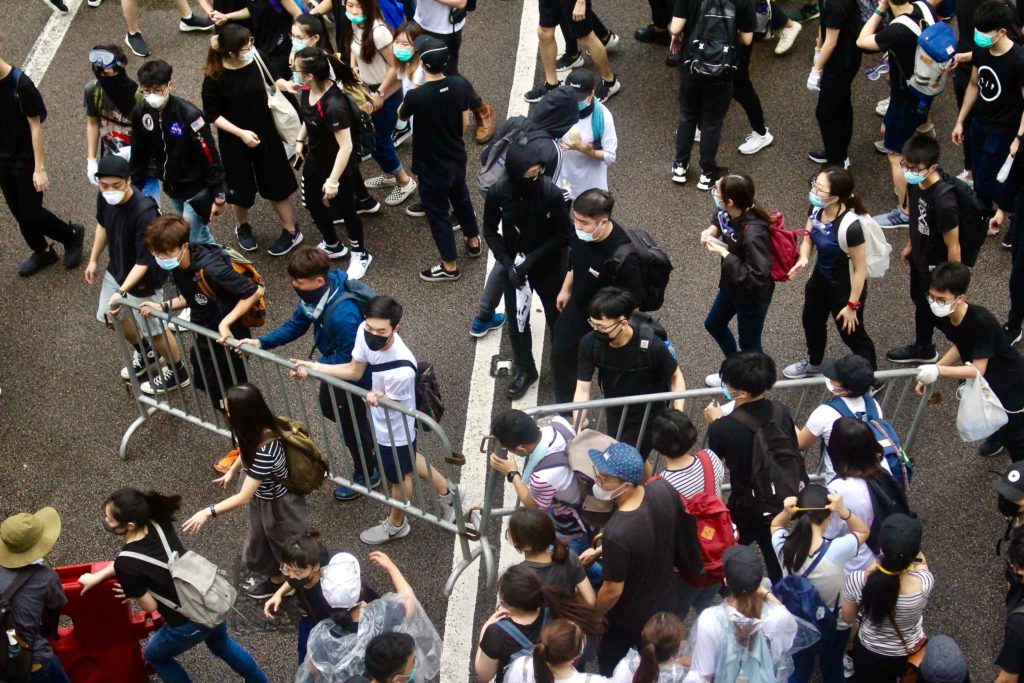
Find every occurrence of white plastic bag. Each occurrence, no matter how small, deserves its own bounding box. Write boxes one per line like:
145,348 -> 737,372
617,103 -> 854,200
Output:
956,367 -> 1009,442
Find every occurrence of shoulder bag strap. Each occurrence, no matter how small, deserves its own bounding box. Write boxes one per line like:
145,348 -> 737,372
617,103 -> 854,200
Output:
117,550 -> 169,569
150,521 -> 176,560
496,619 -> 536,651
2,565 -> 43,603
800,539 -> 832,578
369,359 -> 418,374
251,49 -> 276,95
887,611 -> 913,654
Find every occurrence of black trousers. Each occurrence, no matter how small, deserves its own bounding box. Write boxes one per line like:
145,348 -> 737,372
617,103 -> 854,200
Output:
816,58 -> 861,165
503,260 -> 563,374
735,515 -> 783,583
649,0 -> 672,28
550,303 -> 592,404
801,269 -> 877,368
852,637 -> 907,683
733,47 -> 766,136
675,72 -> 733,175
597,624 -> 644,676
318,380 -> 377,479
421,29 -> 484,110
0,167 -> 75,253
1008,191 -> 1024,330
301,158 -> 364,249
909,267 -> 937,349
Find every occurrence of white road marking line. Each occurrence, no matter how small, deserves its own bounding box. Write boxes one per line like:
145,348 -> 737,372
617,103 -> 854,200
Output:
439,0 -> 543,677
23,0 -> 84,84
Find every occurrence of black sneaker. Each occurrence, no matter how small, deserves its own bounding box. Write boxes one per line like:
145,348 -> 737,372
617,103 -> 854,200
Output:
125,32 -> 150,57
419,264 -> 461,282
179,13 -> 215,31
235,223 -> 258,252
140,364 -> 191,395
355,197 -> 381,214
391,124 -> 412,148
807,150 -> 827,163
634,24 -> 672,45
671,162 -> 687,184
64,223 -> 86,269
792,3 -> 821,21
40,0 -> 69,13
317,240 -> 350,259
466,239 -> 482,257
18,247 -> 59,277
451,213 -> 462,231
121,342 -> 159,381
556,52 -> 584,72
1004,322 -> 1023,345
268,229 -> 303,256
596,77 -> 621,103
979,434 -> 1006,458
524,82 -> 558,103
244,578 -> 279,600
406,203 -> 426,217
885,344 -> 939,364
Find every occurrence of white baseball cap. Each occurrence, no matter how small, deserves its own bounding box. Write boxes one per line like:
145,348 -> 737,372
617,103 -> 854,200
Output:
320,552 -> 362,609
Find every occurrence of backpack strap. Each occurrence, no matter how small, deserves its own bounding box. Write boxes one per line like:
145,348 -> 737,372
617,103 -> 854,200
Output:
694,449 -> 716,496
369,359 -> 418,374
837,211 -> 858,254
2,565 -> 43,606
826,396 -> 855,419
863,395 -> 881,421
891,13 -> 923,35
495,618 -> 536,653
195,267 -> 217,302
800,539 -> 832,578
728,405 -> 763,434
310,289 -> 349,359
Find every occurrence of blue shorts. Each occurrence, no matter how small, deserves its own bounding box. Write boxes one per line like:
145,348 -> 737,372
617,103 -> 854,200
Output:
882,91 -> 929,155
378,441 -> 416,484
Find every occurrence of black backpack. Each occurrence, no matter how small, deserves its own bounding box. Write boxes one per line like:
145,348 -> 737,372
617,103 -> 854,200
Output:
730,402 -> 808,518
864,473 -> 912,553
590,312 -> 678,392
0,566 -> 42,683
478,117 -> 560,196
316,92 -> 376,158
369,359 -> 445,431
605,230 -> 674,312
684,0 -> 740,77
934,171 -> 992,267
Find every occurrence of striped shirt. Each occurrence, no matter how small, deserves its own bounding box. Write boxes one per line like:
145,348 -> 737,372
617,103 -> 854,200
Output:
659,449 -> 725,499
245,439 -> 289,500
843,568 -> 934,656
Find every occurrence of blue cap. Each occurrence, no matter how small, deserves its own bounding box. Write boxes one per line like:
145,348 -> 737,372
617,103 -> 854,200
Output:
588,442 -> 644,484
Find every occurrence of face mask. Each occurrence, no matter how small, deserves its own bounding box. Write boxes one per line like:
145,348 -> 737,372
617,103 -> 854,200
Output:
575,227 -> 596,242
722,385 -> 733,401
155,251 -> 183,271
144,92 -> 168,109
393,45 -> 414,62
975,28 -> 996,48
292,70 -> 304,85
999,494 -> 1022,517
593,320 -> 623,343
929,298 -> 956,318
239,49 -> 255,64
592,482 -> 625,501
903,168 -> 927,185
577,98 -> 591,111
824,377 -> 843,396
294,283 -> 328,305
102,189 -> 126,205
364,328 -> 392,351
102,519 -> 125,535
292,37 -> 309,52
808,191 -> 830,209
713,192 -> 724,210
346,11 -> 366,24
286,576 -> 308,590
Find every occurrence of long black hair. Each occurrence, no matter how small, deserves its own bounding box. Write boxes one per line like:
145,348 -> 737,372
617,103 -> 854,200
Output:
719,172 -> 773,223
294,46 -> 360,90
224,383 -> 287,469
817,167 -> 869,215
829,417 -> 887,479
497,564 -> 606,635
342,0 -> 389,64
781,484 -> 833,573
861,519 -> 921,624
105,488 -> 182,528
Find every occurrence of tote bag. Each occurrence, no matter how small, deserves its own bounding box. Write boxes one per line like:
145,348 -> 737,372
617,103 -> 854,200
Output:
956,364 -> 1012,442
252,50 -> 302,157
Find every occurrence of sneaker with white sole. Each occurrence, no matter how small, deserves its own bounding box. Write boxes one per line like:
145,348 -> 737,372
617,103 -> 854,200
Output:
235,223 -> 258,252
774,22 -> 802,54
179,13 -> 215,31
597,77 -> 621,103
391,125 -> 412,148
604,33 -> 621,50
671,162 -> 687,184
738,129 -> 774,155
420,264 -> 460,282
471,313 -> 507,337
695,127 -> 701,142
441,482 -> 467,523
406,202 -> 426,217
875,97 -> 889,116
874,139 -> 893,154
87,0 -> 102,6
704,373 -> 723,387
384,179 -> 417,206
556,52 -> 585,72
346,251 -> 373,280
140,364 -> 191,395
874,206 -> 909,229
365,175 -> 398,189
1004,322 -> 1023,345
783,359 -> 822,379
844,654 -> 855,679
360,518 -> 412,545
317,240 -> 350,259
267,229 -> 303,256
956,170 -> 974,187
696,173 -> 716,191
524,82 -> 559,103
807,149 -> 827,163
355,197 -> 381,214
125,32 -> 150,57
41,0 -> 69,12
121,344 -> 160,381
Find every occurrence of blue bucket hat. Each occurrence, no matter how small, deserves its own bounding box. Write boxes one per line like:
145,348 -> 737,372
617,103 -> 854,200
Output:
588,442 -> 643,485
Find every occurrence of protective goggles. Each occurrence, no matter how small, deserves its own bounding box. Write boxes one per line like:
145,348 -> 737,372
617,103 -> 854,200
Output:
88,48 -> 124,70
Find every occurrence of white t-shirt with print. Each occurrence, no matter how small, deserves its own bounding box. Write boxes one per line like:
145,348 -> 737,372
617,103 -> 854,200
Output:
771,530 -> 859,606
504,657 -> 611,683
560,102 -> 617,200
414,0 -> 465,34
825,477 -> 877,573
351,322 -> 417,446
351,21 -> 394,87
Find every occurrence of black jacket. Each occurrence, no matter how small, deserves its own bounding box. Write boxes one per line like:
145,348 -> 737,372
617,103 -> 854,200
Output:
716,209 -> 775,307
129,95 -> 226,202
483,139 -> 572,271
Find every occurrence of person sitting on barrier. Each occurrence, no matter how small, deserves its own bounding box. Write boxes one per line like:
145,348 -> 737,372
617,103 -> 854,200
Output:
239,246 -> 381,503
291,295 -> 463,546
508,508 -> 596,606
263,531 -> 335,665
796,354 -> 882,478
474,564 -> 606,683
502,617 -> 612,683
140,214 -> 263,473
83,155 -> 190,394
574,286 -> 685,461
0,507 -> 69,683
80,488 -> 269,682
609,612 -> 690,683
914,261 -> 1024,461
181,383 -> 311,601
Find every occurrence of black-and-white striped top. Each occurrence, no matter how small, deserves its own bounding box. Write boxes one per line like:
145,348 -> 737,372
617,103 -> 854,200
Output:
843,568 -> 934,656
245,439 -> 289,501
659,449 -> 725,499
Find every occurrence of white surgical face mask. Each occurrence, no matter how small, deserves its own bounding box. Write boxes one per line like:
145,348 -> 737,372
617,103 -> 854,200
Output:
102,189 -> 126,205
144,92 -> 168,109
824,377 -> 842,395
592,482 -> 625,501
929,298 -> 956,318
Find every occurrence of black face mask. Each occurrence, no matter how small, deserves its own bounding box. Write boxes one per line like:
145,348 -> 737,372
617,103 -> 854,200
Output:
999,494 -> 1022,518
102,519 -> 125,536
286,576 -> 308,590
294,283 -> 328,305
593,320 -> 623,343
96,70 -> 140,119
519,172 -> 541,193
578,101 -> 595,119
364,329 -> 391,351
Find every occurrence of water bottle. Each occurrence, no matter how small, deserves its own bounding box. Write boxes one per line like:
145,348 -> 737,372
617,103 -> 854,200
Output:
6,629 -> 20,660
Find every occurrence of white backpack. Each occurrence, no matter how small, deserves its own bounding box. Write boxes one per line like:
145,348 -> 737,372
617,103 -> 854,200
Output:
838,211 -> 892,279
118,523 -> 237,628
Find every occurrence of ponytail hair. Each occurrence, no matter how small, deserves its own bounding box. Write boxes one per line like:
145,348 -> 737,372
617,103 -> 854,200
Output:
508,508 -> 568,563
719,172 -> 773,223
294,13 -> 335,54
861,551 -> 915,624
205,24 -> 252,79
497,565 -> 605,635
532,619 -> 585,683
632,612 -> 685,683
781,484 -> 833,574
294,47 -> 360,90
820,167 -> 869,215
105,487 -> 182,528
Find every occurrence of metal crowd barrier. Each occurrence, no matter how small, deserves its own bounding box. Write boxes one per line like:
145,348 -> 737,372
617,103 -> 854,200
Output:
108,300 -> 478,596
472,369 -> 934,590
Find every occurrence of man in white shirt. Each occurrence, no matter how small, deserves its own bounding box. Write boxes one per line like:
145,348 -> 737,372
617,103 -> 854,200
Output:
560,69 -> 618,200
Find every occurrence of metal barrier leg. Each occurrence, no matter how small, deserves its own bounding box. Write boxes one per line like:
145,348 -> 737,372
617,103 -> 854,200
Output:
118,410 -> 153,461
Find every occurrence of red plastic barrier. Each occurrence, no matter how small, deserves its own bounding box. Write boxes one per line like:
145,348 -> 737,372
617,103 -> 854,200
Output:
48,562 -> 163,683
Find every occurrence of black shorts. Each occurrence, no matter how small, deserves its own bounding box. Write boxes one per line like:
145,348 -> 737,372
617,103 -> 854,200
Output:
539,0 -> 594,38
221,126 -> 297,209
190,340 -> 248,411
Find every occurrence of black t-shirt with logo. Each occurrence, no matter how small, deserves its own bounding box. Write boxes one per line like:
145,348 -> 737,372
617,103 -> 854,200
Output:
0,66 -> 43,173
972,43 -> 1024,133
399,75 -> 472,176
566,222 -> 645,314
171,242 -> 258,335
907,180 -> 959,275
299,85 -> 355,171
936,304 -> 1024,411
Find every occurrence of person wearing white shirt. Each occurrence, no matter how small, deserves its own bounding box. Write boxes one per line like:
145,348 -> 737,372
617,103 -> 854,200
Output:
560,69 -> 617,200
503,618 -> 611,683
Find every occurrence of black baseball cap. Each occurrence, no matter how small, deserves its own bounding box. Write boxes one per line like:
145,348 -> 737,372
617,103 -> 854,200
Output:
564,69 -> 596,98
414,35 -> 449,73
723,545 -> 763,594
95,154 -> 130,180
995,461 -> 1024,502
879,514 -> 922,560
820,355 -> 875,396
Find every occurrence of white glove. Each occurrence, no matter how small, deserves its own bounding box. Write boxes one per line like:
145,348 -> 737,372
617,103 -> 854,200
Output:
87,158 -> 99,186
916,364 -> 940,385
813,48 -> 821,66
806,70 -> 822,92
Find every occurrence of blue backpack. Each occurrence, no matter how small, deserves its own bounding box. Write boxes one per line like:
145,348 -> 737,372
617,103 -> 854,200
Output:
378,0 -> 407,29
826,396 -> 913,492
772,540 -> 838,637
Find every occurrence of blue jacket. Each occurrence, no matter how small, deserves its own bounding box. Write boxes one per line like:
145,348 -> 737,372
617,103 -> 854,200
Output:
258,269 -> 364,366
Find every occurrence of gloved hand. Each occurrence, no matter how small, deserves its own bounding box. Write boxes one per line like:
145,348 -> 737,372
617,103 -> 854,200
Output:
87,158 -> 99,186
806,69 -> 822,92
916,364 -> 940,385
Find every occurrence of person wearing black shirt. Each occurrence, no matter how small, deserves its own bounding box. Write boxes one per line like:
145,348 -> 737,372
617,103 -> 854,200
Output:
398,36 -> 483,282
478,138 -> 572,398
997,529 -> 1024,683
131,60 -> 228,246
808,0 -> 862,166
80,488 -> 268,681
917,261 -> 1024,459
210,0 -> 302,76
887,135 -> 962,365
202,26 -> 301,257
668,0 -> 756,191
264,533 -> 334,664
705,352 -> 798,584
0,56 -> 85,277
84,155 -> 190,392
551,189 -> 645,404
575,287 -> 686,458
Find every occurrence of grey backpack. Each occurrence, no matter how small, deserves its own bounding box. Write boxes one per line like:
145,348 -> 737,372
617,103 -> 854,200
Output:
118,523 -> 236,628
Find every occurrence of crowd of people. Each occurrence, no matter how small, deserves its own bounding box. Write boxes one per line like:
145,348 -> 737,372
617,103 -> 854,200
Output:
6,0 -> 1024,678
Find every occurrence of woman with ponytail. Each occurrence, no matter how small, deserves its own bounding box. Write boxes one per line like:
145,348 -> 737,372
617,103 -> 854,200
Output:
783,167 -> 878,380
610,612 -> 688,683
202,24 -> 301,257
503,619 -> 611,683
508,508 -> 596,605
840,514 -> 933,683
770,486 -> 868,683
475,565 -> 605,682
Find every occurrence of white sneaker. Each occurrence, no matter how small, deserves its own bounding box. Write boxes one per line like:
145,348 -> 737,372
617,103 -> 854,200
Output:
364,175 -> 397,189
704,373 -> 723,387
738,129 -> 774,155
783,359 -> 822,379
360,518 -> 411,545
696,173 -> 715,191
317,240 -> 350,259
384,179 -> 417,206
875,97 -> 889,117
774,22 -> 802,54
87,0 -> 102,6
695,127 -> 702,142
441,482 -> 467,523
346,251 -> 373,280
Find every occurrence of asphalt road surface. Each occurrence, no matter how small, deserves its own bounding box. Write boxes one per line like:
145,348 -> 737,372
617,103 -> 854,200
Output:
0,0 -> 1018,680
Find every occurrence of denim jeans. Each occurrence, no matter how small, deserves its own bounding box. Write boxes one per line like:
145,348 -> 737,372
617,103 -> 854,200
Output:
370,90 -> 404,176
969,119 -> 1015,212
143,620 -> 268,683
297,614 -> 317,665
567,532 -> 603,587
704,288 -> 771,357
141,177 -> 163,205
790,626 -> 848,683
168,188 -> 215,245
31,656 -> 72,683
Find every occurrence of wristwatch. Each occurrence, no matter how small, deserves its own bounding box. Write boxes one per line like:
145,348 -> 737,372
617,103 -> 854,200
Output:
214,193 -> 227,205
506,471 -> 521,483
116,289 -> 127,298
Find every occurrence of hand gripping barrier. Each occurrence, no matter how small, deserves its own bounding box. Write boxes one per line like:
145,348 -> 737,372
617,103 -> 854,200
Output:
49,562 -> 163,682
108,301 -> 480,596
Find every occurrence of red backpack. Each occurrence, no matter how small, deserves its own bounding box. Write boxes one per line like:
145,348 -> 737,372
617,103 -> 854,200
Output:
652,450 -> 737,586
765,212 -> 801,283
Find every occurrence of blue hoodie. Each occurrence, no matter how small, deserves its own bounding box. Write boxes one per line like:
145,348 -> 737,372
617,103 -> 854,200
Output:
257,269 -> 365,368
